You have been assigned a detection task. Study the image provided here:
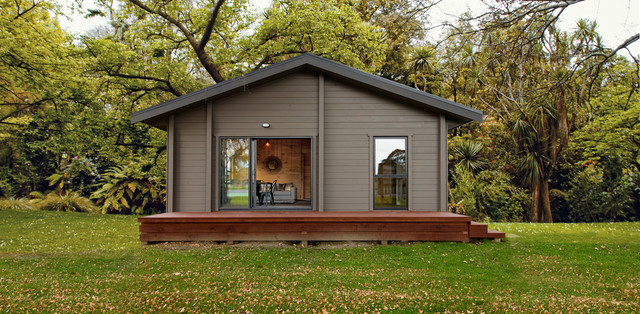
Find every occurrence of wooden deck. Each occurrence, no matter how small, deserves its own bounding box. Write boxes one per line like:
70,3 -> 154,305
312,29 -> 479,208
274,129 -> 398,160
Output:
139,211 -> 505,244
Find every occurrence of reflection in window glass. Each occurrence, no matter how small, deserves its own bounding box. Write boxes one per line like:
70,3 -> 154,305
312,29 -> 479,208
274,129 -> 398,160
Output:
374,137 -> 408,209
374,178 -> 407,208
221,138 -> 249,208
375,138 -> 407,175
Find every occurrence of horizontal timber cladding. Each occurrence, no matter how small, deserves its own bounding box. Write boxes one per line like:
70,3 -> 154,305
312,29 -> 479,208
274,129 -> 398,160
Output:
212,71 -> 318,136
323,77 -> 441,211
173,105 -> 208,212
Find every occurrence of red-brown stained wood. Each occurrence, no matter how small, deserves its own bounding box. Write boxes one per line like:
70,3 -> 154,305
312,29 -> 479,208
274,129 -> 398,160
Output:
139,222 -> 469,233
469,221 -> 488,236
469,222 -> 505,239
139,211 -> 471,223
138,211 -> 503,243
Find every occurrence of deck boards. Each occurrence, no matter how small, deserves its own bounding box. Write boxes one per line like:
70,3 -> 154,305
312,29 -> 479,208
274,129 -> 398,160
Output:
138,211 -> 505,243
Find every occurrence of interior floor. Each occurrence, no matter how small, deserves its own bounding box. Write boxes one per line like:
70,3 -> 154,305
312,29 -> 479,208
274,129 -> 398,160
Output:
252,200 -> 312,210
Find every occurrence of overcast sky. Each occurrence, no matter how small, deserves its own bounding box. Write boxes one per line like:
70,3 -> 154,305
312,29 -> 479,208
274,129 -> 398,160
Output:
59,0 -> 638,57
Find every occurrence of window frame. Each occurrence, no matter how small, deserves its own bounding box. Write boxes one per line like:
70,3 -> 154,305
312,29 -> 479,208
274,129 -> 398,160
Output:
372,136 -> 408,210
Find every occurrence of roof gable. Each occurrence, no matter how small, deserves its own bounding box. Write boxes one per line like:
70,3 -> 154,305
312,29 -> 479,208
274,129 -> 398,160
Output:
130,53 -> 482,127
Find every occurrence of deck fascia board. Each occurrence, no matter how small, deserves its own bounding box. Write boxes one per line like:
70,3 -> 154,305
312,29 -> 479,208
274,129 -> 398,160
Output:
138,211 -> 505,242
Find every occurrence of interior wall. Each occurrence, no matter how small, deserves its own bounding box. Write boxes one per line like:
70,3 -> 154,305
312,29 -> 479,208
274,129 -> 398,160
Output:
255,138 -> 311,200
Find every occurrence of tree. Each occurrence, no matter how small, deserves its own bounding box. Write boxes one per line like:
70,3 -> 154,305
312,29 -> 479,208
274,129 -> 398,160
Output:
0,0 -> 76,127
351,0 -> 435,82
87,0 -> 389,99
440,1 -> 635,222
240,0 -> 387,73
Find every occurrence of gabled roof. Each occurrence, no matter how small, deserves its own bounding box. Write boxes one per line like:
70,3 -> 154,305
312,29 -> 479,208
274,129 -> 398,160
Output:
131,53 -> 482,127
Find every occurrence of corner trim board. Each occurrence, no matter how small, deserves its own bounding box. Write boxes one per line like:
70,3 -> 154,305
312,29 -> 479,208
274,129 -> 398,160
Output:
318,73 -> 325,212
167,115 -> 175,212
439,114 -> 447,212
206,102 -> 213,212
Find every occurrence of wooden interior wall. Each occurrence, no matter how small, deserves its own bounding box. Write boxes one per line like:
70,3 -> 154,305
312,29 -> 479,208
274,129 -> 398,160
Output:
256,139 -> 311,200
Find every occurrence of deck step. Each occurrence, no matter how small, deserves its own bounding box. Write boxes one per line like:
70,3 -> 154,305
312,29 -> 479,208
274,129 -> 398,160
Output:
485,229 -> 506,238
469,222 -> 488,236
469,222 -> 505,239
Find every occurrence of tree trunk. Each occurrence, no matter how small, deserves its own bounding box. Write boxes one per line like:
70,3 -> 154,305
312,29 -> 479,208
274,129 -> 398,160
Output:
531,183 -> 540,222
540,179 -> 553,223
531,180 -> 553,223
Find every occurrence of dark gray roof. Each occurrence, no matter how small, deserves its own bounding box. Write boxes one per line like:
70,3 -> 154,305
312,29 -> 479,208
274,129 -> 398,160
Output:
131,53 -> 482,126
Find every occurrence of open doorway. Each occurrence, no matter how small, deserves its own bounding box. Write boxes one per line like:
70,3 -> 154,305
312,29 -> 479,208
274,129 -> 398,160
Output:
254,138 -> 311,209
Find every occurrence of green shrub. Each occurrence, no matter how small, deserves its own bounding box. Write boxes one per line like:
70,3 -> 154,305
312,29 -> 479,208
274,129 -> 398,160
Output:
0,197 -> 33,210
46,157 -> 99,197
567,164 -> 638,222
475,170 -> 529,222
34,192 -> 96,213
449,165 -> 529,222
91,165 -> 165,215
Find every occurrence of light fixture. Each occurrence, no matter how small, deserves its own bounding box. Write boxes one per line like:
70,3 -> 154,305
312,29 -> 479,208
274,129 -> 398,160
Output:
262,123 -> 270,128
264,140 -> 272,149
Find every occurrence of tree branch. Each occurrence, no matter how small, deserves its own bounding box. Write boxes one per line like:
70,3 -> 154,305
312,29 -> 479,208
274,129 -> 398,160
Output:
13,0 -> 39,20
198,0 -> 226,51
127,0 -> 226,82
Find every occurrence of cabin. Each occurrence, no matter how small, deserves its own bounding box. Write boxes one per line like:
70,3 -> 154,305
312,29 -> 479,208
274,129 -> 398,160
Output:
132,54 -> 504,243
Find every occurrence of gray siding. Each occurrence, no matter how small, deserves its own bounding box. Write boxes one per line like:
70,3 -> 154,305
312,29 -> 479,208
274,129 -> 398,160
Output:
212,71 -> 318,136
212,71 -> 319,210
168,70 -> 443,212
173,105 -> 207,211
323,77 -> 440,211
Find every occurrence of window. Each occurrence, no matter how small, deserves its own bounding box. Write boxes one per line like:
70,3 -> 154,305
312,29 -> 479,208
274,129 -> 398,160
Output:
373,137 -> 408,209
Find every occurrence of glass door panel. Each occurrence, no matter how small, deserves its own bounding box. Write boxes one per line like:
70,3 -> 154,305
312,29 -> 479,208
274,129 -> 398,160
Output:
221,138 -> 250,208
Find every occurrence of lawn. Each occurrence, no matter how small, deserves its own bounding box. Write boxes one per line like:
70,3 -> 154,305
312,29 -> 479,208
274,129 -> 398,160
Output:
0,209 -> 638,312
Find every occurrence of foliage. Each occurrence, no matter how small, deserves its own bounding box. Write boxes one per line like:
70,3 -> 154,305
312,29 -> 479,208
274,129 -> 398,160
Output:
33,192 -> 96,213
439,5 -> 638,222
47,157 -> 100,196
91,164 -> 165,214
243,0 -> 387,74
452,140 -> 486,174
352,0 -> 430,82
0,0 -> 77,123
0,197 -> 32,210
556,92 -> 640,222
449,165 -> 529,222
408,45 -> 440,92
566,165 -> 637,222
1,208 -> 639,312
0,0 -> 638,224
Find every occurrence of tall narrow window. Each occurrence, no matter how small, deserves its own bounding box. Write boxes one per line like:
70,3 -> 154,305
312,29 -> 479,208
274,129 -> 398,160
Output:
374,137 -> 408,209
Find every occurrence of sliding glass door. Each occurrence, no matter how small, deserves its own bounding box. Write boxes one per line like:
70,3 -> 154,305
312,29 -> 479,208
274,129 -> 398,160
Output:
220,138 -> 250,208
220,137 -> 312,210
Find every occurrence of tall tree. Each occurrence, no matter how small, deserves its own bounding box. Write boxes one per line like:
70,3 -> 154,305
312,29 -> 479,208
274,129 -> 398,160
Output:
0,0 -> 76,127
87,0 -> 389,103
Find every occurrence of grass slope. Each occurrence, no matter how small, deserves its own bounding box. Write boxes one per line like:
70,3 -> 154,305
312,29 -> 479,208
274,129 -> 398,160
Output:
0,209 -> 638,312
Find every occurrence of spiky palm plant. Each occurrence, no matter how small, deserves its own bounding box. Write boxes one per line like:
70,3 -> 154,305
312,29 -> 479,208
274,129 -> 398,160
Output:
454,141 -> 486,175
409,46 -> 438,91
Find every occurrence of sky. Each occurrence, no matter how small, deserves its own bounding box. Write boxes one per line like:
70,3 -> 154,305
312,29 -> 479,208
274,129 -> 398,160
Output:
59,0 -> 639,57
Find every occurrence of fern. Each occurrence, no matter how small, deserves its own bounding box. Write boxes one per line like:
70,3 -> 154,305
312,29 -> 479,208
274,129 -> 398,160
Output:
91,166 -> 165,215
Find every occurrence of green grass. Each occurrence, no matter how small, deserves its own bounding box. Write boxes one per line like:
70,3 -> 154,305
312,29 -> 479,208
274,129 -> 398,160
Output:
1,209 -> 638,312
